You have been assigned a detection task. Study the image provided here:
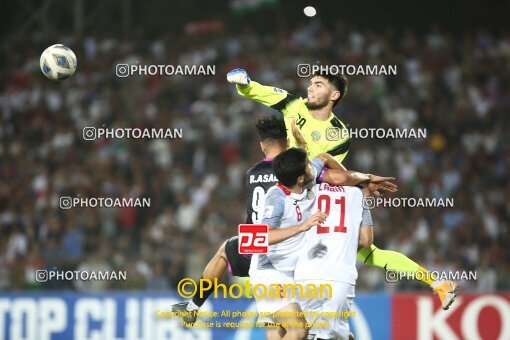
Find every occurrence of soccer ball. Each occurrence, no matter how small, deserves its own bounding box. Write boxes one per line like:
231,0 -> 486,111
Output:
40,44 -> 77,80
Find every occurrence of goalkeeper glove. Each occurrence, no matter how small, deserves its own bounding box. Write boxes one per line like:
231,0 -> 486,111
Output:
227,68 -> 251,86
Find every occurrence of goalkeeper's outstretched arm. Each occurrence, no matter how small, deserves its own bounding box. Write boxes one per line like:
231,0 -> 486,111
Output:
227,68 -> 300,116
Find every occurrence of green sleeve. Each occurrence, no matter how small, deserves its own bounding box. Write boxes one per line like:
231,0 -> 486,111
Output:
236,81 -> 302,117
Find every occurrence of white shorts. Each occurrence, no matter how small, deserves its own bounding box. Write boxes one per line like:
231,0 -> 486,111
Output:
296,280 -> 355,340
249,266 -> 297,324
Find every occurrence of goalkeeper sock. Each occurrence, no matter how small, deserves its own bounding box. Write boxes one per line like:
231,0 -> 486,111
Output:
358,244 -> 431,285
417,266 -> 435,287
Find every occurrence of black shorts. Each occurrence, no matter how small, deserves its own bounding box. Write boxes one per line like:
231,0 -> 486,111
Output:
224,236 -> 251,277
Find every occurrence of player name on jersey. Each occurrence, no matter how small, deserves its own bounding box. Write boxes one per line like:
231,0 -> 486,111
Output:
249,174 -> 278,183
318,183 -> 346,193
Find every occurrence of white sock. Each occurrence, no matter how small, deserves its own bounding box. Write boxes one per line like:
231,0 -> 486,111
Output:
431,281 -> 442,289
186,301 -> 200,311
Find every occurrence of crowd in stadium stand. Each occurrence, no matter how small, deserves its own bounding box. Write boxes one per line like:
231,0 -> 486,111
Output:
0,20 -> 508,293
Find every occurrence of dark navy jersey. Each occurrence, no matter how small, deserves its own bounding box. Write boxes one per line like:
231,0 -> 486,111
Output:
245,158 -> 278,224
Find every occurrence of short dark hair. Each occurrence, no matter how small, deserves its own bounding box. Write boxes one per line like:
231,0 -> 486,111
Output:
256,116 -> 287,142
272,147 -> 308,187
313,72 -> 348,107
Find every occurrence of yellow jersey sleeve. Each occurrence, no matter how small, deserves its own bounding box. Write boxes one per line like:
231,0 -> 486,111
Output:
236,81 -> 304,118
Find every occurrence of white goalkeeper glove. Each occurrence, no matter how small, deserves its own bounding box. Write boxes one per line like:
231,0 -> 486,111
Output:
227,68 -> 251,86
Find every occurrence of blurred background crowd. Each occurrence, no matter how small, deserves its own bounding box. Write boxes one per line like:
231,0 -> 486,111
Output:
1,7 -> 509,293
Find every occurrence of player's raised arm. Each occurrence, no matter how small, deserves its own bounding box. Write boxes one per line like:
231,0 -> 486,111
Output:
314,152 -> 346,171
312,153 -> 398,193
325,171 -> 397,193
227,68 -> 300,116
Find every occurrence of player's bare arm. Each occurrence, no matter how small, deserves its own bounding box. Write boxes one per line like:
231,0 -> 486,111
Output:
314,152 -> 347,171
323,171 -> 396,191
314,153 -> 398,192
290,118 -> 308,150
358,226 -> 374,249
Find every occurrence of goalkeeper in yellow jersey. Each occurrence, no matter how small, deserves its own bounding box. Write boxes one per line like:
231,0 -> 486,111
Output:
228,68 -> 351,163
227,68 -> 458,310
